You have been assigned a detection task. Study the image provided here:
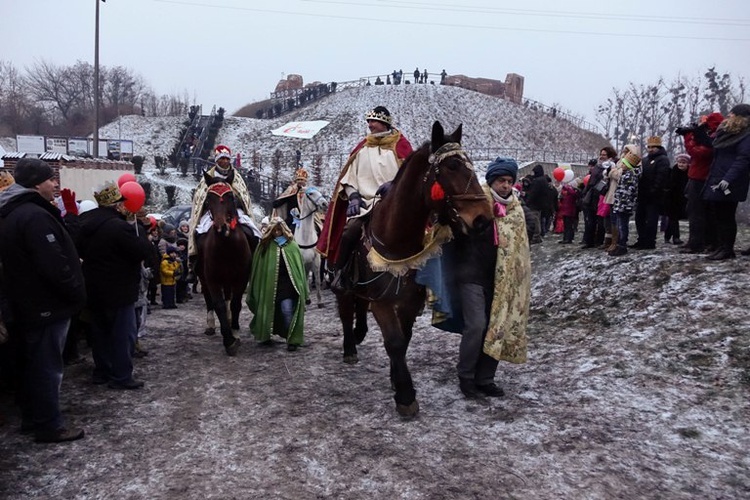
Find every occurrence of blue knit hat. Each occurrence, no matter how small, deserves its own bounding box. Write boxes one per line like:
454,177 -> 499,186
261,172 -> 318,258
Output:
485,157 -> 519,184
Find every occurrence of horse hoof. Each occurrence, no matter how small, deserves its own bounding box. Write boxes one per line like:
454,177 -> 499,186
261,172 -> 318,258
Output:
317,303 -> 324,309
204,328 -> 216,336
396,400 -> 420,418
225,339 -> 241,356
343,354 -> 359,364
305,299 -> 312,305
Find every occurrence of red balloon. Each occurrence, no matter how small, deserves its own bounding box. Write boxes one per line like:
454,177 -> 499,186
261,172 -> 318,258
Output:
583,174 -> 591,186
117,172 -> 137,187
120,181 -> 146,213
552,167 -> 565,182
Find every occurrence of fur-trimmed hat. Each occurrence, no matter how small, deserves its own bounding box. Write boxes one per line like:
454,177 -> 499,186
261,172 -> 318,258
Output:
646,136 -> 662,148
485,157 -> 519,184
0,170 -> 15,192
294,168 -> 309,182
365,106 -> 393,127
214,145 -> 232,161
93,181 -> 124,207
13,158 -> 54,188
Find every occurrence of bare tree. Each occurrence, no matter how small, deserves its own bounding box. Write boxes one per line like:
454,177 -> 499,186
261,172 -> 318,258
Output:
25,60 -> 86,123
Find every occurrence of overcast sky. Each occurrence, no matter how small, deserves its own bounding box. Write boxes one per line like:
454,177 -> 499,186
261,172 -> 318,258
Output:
4,0 -> 750,125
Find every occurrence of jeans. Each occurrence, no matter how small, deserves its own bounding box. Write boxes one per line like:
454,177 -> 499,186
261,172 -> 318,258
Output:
19,318 -> 70,432
613,211 -> 632,249
457,283 -> 499,386
90,304 -> 138,384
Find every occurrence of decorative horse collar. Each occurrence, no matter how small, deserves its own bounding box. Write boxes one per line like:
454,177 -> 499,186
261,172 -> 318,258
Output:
428,142 -> 472,169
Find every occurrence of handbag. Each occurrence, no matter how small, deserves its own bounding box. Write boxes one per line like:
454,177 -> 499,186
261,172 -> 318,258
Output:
594,179 -> 609,195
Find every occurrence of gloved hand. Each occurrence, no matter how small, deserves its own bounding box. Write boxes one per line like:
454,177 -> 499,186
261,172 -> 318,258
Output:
60,188 -> 78,215
717,180 -> 730,192
346,192 -> 365,217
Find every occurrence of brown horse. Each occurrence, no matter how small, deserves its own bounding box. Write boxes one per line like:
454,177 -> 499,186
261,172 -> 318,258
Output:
197,171 -> 252,356
336,121 -> 493,417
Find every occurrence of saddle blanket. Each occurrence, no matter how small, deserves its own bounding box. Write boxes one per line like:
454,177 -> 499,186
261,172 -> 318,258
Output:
196,209 -> 262,237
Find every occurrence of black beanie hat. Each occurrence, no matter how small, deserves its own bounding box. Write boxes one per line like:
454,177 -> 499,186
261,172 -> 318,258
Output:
13,158 -> 54,188
486,157 -> 519,184
730,104 -> 750,118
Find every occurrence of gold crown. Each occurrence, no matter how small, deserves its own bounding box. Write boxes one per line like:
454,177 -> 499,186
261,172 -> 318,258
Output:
94,181 -> 123,206
646,136 -> 662,147
294,168 -> 309,181
365,109 -> 392,126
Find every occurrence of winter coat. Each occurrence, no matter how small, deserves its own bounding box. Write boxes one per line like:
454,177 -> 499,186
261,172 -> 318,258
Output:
666,165 -> 689,219
603,164 -> 622,205
684,130 -> 714,182
557,184 -> 579,217
0,184 -> 86,327
160,255 -> 182,286
703,118 -> 750,203
581,165 -> 605,210
77,206 -> 154,309
524,171 -> 549,212
638,148 -> 671,206
612,164 -> 641,214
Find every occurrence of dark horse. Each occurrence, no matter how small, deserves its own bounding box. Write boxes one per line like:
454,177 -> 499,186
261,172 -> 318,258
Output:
336,121 -> 493,417
198,170 -> 252,356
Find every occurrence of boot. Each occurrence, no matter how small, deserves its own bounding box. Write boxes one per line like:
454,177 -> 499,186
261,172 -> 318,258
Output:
606,226 -> 619,252
599,236 -> 612,250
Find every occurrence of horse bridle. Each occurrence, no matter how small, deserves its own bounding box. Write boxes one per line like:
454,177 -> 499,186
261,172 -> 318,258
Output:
425,142 -> 487,226
206,182 -> 238,235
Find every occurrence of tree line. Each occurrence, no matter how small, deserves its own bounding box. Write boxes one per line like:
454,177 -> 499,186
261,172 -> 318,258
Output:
596,67 -> 746,156
0,59 -> 192,138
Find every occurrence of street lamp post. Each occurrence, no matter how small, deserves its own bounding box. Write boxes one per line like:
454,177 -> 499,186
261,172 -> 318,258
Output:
93,0 -> 104,157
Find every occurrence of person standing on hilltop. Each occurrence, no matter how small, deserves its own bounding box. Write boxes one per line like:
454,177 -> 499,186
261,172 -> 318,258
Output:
316,106 -> 412,288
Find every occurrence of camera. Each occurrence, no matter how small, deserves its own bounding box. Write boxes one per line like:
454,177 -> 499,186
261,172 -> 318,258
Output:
675,123 -> 698,136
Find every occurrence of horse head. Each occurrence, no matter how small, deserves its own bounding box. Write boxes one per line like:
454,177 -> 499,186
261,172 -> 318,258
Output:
426,121 -> 492,234
304,186 -> 328,214
204,171 -> 239,236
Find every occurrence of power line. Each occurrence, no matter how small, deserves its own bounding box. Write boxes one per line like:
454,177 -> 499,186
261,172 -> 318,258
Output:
369,0 -> 750,27
153,0 -> 750,41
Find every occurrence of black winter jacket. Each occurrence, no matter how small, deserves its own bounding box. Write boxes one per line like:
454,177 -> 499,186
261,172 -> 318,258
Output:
77,207 -> 153,308
638,148 -> 671,205
0,186 -> 85,327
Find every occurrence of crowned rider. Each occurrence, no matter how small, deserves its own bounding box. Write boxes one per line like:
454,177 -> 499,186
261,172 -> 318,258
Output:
272,167 -> 309,230
187,145 -> 261,279
316,106 -> 413,274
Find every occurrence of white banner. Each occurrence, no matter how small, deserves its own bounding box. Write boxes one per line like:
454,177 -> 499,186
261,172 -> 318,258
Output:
16,135 -> 46,154
271,121 -> 330,139
46,137 -> 68,154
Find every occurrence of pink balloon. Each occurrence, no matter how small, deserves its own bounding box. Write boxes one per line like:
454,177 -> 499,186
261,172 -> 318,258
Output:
120,181 -> 146,213
552,167 -> 565,182
583,174 -> 591,186
117,172 -> 137,187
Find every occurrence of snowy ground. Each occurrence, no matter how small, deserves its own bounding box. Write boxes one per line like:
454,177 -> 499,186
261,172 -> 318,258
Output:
1,223 -> 749,499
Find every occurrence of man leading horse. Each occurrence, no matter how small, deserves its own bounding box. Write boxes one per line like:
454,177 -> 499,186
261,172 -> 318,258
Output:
187,144 -> 261,280
316,105 -> 413,284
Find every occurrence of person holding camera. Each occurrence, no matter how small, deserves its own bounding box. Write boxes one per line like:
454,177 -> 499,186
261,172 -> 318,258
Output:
676,112 -> 724,254
701,104 -> 750,260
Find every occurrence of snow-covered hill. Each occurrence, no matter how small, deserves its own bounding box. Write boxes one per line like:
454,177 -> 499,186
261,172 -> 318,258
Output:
97,84 -> 609,210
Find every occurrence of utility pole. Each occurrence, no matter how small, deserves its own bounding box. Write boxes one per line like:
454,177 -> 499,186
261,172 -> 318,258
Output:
93,0 -> 104,157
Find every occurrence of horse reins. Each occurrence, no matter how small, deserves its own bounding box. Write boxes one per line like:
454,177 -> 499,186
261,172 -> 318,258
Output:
426,142 -> 487,225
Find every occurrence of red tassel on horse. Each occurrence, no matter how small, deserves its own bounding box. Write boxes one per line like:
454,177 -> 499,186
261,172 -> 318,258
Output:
430,181 -> 445,201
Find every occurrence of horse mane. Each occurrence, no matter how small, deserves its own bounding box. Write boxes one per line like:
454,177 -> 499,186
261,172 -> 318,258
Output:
389,142 -> 431,187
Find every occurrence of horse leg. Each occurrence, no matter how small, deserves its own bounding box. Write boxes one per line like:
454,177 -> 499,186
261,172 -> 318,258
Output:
313,256 -> 324,308
370,302 -> 419,418
337,293 -> 358,364
354,297 -> 368,345
211,292 -> 239,356
229,293 -> 242,332
202,285 -> 216,336
304,261 -> 312,306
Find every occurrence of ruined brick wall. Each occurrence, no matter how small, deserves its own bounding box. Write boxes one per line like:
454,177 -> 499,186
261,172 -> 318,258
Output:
443,73 -> 524,103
